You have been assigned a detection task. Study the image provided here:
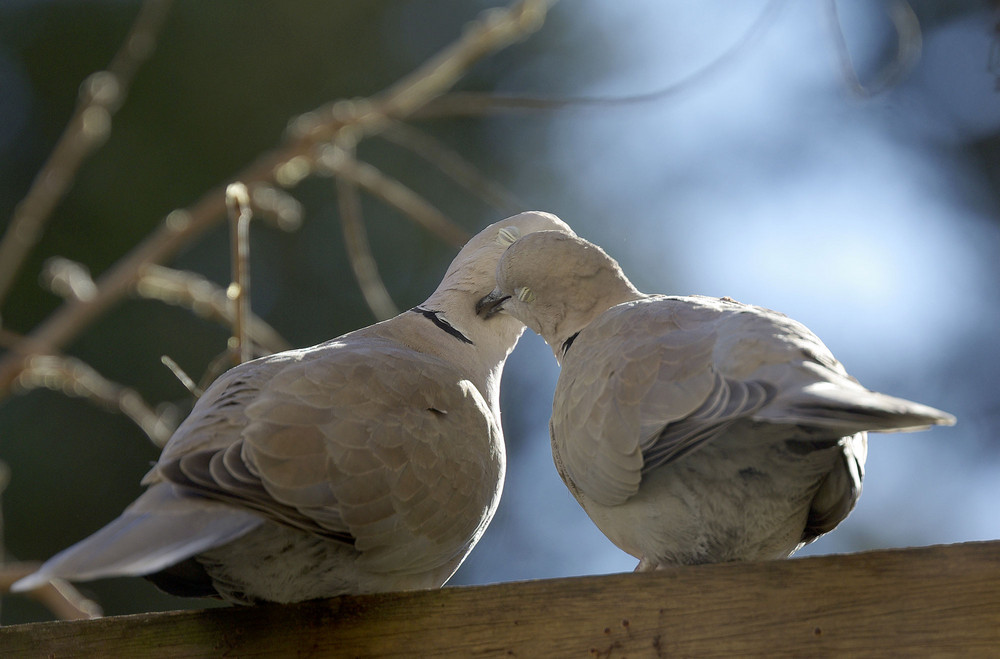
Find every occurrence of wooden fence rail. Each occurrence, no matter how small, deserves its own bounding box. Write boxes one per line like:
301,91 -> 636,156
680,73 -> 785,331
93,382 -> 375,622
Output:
2,540 -> 998,657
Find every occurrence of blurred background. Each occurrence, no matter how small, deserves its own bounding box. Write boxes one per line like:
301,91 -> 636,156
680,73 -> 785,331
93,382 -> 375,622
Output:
1,0 -> 997,624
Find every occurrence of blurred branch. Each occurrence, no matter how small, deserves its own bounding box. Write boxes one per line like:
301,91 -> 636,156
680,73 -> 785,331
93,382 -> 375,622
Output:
135,265 -> 290,355
317,145 -> 470,247
40,258 -> 98,303
379,122 -> 523,214
160,355 -> 202,398
288,0 -> 555,144
412,0 -> 785,118
333,143 -> 399,321
0,0 -> 553,398
14,354 -> 177,447
196,349 -> 246,395
826,0 -> 922,97
0,0 -> 173,305
0,330 -> 178,446
225,183 -> 253,366
0,562 -> 102,621
249,185 -> 304,232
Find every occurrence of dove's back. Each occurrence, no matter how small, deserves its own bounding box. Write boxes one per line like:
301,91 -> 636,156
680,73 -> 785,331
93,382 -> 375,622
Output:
479,230 -> 952,569
552,294 -> 953,566
13,210 -> 578,602
15,333 -> 506,602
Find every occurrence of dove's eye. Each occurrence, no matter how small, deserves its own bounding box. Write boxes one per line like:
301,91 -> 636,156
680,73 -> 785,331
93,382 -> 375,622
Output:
516,287 -> 535,303
497,227 -> 520,246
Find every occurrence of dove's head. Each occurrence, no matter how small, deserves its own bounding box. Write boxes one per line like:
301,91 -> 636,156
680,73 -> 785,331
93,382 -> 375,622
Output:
427,211 -> 573,313
476,231 -> 643,362
418,212 -> 573,411
422,211 -> 573,356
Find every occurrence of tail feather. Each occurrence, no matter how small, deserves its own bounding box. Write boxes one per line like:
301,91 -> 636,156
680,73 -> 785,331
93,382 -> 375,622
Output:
11,484 -> 262,592
760,382 -> 955,434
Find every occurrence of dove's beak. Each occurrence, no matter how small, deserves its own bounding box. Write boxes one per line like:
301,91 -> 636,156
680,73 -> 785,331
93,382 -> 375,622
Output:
476,288 -> 510,318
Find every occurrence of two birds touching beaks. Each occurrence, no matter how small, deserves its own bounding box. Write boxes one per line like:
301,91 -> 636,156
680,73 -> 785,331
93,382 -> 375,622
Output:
13,212 -> 954,604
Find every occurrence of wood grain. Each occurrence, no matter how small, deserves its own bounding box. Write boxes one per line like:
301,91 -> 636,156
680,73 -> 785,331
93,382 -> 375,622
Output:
3,541 -> 998,657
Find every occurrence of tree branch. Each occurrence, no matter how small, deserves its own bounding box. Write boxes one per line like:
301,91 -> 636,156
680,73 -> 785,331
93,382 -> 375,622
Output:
225,183 -> 253,365
0,0 -> 174,304
0,0 -> 554,398
0,562 -> 102,621
826,0 -> 922,97
134,265 -> 290,355
318,146 -> 469,248
379,122 -> 523,214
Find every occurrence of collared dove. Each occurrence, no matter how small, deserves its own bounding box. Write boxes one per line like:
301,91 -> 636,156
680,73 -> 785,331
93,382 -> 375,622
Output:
477,231 -> 955,570
13,211 -> 574,603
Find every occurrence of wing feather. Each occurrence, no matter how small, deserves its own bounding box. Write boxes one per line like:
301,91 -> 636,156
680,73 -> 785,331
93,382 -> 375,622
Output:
151,337 -> 502,575
553,298 -> 775,506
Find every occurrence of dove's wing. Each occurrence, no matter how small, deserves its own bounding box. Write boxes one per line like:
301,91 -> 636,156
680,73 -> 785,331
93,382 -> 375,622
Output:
152,337 -> 503,576
702,296 -> 956,434
553,298 -> 773,507
16,336 -> 502,591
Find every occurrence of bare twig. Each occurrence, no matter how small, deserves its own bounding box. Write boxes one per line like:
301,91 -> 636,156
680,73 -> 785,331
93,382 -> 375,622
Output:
379,122 -> 523,214
289,0 -> 557,144
333,143 -> 399,321
15,355 -> 176,446
135,265 -> 290,355
0,0 -> 553,398
0,328 -> 25,350
412,0 -> 786,119
225,183 -> 253,365
40,258 -> 98,303
160,355 -> 202,398
0,0 -> 174,305
0,562 -> 103,620
317,146 -> 470,248
197,349 -> 244,394
1,327 -> 178,445
250,185 -> 304,232
375,1 -> 553,119
826,0 -> 922,97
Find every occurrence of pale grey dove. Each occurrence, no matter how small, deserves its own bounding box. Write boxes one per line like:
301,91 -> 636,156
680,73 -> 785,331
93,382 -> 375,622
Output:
13,211 -> 574,603
476,231 -> 955,570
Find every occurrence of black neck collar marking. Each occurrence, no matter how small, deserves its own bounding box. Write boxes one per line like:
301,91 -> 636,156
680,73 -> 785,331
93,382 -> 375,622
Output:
562,331 -> 580,356
411,307 -> 474,345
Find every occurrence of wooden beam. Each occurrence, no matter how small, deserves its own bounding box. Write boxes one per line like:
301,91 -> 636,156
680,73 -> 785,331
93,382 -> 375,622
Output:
3,541 -> 998,657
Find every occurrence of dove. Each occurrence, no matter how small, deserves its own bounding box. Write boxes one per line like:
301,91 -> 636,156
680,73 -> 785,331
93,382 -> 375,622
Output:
13,211 -> 574,604
476,231 -> 955,570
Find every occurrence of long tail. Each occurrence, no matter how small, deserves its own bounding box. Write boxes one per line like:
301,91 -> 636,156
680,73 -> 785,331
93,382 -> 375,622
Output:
11,484 -> 262,592
758,382 -> 955,434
